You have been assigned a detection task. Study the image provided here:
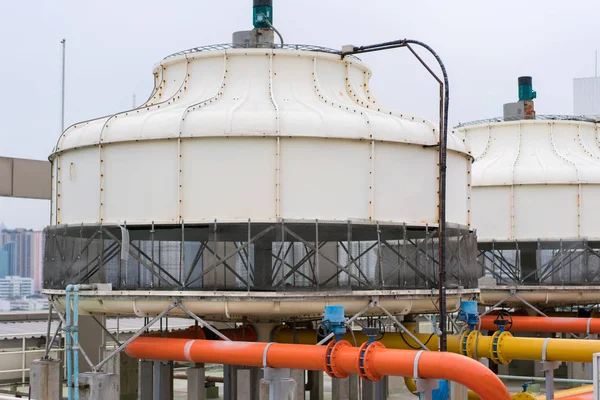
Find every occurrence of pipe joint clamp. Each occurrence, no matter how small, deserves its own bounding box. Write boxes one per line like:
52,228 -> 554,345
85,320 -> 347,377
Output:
357,341 -> 385,382
465,330 -> 480,359
489,331 -> 511,365
324,340 -> 351,379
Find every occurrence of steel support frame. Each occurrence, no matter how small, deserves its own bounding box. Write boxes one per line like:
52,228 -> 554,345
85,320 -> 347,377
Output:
49,220 -> 477,298
480,240 -> 600,285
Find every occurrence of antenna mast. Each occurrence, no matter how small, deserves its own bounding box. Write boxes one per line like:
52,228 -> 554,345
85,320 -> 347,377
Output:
60,39 -> 66,134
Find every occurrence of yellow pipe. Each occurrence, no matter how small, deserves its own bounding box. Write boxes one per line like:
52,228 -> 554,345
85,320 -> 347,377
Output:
513,385 -> 594,400
273,327 -> 600,363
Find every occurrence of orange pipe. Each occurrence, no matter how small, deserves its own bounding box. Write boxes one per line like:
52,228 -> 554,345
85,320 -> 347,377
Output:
125,337 -> 511,400
479,315 -> 600,334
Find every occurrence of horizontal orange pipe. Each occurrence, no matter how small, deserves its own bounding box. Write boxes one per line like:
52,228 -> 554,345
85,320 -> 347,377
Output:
125,337 -> 511,400
479,315 -> 600,334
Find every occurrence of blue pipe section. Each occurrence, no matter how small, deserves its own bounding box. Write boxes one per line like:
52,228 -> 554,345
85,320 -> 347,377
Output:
65,285 -> 73,400
73,285 -> 80,400
65,284 -> 84,400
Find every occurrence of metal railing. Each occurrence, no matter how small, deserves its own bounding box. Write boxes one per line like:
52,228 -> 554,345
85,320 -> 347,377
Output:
456,114 -> 597,128
0,336 -> 64,384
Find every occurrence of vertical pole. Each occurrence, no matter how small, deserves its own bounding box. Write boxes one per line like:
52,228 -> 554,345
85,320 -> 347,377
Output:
60,39 -> 66,134
66,288 -> 73,400
74,288 -> 80,400
437,78 -> 447,352
45,300 -> 54,357
22,337 -> 26,384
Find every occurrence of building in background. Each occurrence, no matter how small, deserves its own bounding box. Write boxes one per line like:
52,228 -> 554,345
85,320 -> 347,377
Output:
0,247 -> 9,278
573,76 -> 600,117
0,224 -> 44,293
0,276 -> 33,299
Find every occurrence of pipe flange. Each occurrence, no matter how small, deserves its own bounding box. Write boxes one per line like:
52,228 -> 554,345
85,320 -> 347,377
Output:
465,330 -> 481,359
357,341 -> 385,382
324,340 -> 351,379
489,331 -> 512,365
459,330 -> 470,356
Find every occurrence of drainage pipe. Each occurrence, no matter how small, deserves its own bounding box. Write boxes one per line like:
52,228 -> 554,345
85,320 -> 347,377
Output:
273,327 -> 600,363
479,315 -> 600,335
125,337 -> 511,400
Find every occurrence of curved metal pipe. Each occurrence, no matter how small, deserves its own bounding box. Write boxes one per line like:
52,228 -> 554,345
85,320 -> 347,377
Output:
479,315 -> 600,334
125,338 -> 510,400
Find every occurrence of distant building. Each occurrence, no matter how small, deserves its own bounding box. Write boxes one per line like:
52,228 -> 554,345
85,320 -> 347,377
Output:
0,248 -> 9,278
0,276 -> 33,299
573,77 -> 600,117
0,227 -> 44,293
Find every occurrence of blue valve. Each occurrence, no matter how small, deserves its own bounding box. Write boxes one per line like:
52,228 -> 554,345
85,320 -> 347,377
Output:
459,301 -> 479,331
323,305 -> 346,341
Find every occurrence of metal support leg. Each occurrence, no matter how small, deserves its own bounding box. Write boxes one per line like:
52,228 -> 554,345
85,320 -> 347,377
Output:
188,363 -> 206,400
307,371 -> 323,400
541,361 -> 561,400
223,365 -> 238,400
139,360 -> 153,400
361,378 -> 388,400
153,360 -> 173,400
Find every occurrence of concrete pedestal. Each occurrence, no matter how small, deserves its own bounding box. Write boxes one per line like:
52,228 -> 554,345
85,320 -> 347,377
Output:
259,368 -> 297,400
237,368 -> 252,400
450,382 -> 468,400
104,349 -> 138,400
153,360 -> 173,400
187,363 -> 206,400
290,369 -> 305,400
79,372 -> 119,400
30,359 -> 62,400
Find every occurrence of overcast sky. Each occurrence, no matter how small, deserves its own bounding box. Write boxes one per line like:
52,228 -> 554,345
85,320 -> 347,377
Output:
1,0 -> 598,230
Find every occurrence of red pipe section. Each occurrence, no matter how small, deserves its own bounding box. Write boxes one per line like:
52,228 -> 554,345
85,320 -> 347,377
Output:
125,337 -> 511,400
479,315 -> 600,334
142,325 -> 257,341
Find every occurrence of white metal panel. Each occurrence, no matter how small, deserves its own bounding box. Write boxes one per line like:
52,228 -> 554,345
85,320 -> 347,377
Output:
57,148 -> 99,224
279,138 -> 370,221
372,143 -> 437,224
446,152 -> 469,225
514,122 -> 578,184
470,187 -> 511,240
103,141 -> 178,223
514,185 -> 578,240
180,137 -> 277,222
461,120 -> 600,241
51,48 -> 471,227
581,185 -> 600,238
